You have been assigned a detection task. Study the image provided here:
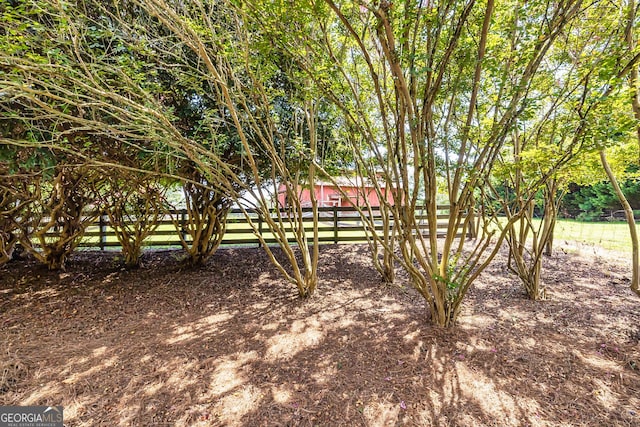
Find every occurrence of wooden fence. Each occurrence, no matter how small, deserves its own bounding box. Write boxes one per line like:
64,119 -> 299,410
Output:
46,205 -> 473,250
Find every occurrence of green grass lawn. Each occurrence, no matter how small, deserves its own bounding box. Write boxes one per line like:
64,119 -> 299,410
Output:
496,218 -> 635,255
551,219 -> 635,254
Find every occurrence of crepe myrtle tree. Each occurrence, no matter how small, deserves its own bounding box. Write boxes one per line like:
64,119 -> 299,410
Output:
487,0 -> 637,300
0,164 -> 40,265
117,0 -> 328,296
495,0 -> 640,300
0,105 -> 101,271
0,120 -> 34,264
250,0 -> 591,325
172,164 -> 235,267
97,171 -> 169,269
15,163 -> 101,270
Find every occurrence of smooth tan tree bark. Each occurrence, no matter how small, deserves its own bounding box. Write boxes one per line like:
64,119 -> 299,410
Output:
0,169 -> 38,265
20,167 -> 99,270
99,173 -> 167,268
599,0 -> 640,297
600,149 -> 639,296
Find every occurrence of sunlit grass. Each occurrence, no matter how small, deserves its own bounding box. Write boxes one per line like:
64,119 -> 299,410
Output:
494,217 -> 635,255
551,219 -> 635,254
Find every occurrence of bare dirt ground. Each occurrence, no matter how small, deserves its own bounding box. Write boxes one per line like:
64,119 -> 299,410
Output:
1,242 -> 639,426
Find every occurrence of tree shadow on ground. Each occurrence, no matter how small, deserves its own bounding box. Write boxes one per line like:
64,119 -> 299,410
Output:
1,244 -> 639,426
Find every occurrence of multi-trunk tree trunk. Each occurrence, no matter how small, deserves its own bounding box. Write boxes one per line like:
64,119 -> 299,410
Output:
170,165 -> 234,268
0,169 -> 38,265
99,173 -> 167,268
502,180 -> 564,300
21,167 -> 98,270
175,177 -> 231,268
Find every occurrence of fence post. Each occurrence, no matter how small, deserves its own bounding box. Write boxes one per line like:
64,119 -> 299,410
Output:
333,205 -> 338,244
181,209 -> 188,241
99,212 -> 106,251
258,211 -> 263,247
468,208 -> 476,239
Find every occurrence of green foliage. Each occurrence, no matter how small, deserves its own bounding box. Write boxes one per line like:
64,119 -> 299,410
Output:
561,179 -> 640,220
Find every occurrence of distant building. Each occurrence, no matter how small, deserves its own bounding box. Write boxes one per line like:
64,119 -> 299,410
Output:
277,176 -> 394,208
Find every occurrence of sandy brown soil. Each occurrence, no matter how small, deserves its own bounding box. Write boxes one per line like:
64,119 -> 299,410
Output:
1,242 -> 639,426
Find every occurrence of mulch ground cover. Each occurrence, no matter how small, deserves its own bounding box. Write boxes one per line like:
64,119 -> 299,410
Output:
1,243 -> 639,426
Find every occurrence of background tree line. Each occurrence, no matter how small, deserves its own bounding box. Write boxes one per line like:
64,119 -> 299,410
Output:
562,180 -> 640,220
